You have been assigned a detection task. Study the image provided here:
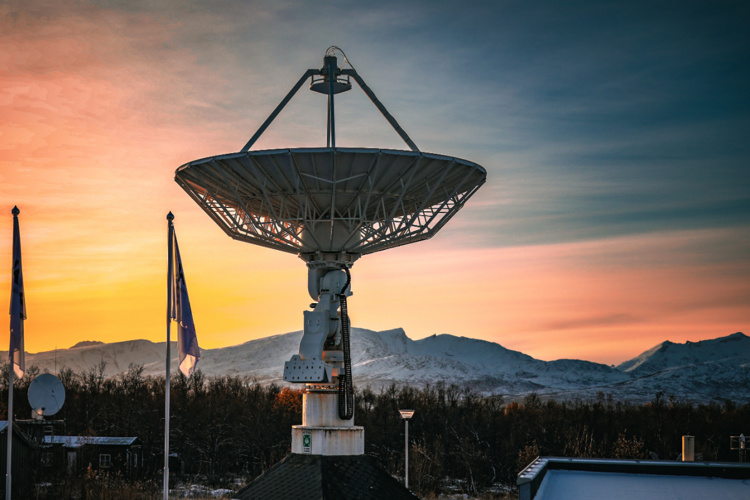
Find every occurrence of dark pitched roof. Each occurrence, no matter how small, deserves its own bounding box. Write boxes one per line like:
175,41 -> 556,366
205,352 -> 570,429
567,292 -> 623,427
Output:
234,453 -> 420,500
0,421 -> 41,449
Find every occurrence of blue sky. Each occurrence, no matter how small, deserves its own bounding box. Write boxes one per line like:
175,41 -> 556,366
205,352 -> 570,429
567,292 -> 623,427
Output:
1,0 -> 748,362
114,0 -> 750,246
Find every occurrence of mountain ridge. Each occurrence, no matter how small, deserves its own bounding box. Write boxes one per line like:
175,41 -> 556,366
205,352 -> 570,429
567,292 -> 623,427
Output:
615,332 -> 749,374
5,330 -> 747,403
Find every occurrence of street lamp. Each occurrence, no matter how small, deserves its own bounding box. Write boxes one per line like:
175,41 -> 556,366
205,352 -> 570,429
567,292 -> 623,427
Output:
399,409 -> 415,489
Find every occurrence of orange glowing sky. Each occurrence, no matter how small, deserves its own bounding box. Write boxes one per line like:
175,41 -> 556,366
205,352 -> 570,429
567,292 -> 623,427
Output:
1,1 -> 748,366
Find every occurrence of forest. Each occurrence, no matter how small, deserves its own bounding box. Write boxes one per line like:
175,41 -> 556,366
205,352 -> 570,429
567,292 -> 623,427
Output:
2,362 -> 749,498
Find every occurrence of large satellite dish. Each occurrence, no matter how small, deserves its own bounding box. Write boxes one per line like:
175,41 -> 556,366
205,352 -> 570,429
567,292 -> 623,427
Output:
176,148 -> 485,259
176,47 -> 486,438
28,373 -> 66,417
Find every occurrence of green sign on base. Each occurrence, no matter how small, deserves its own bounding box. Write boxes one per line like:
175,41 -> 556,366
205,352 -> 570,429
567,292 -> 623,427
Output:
302,433 -> 312,453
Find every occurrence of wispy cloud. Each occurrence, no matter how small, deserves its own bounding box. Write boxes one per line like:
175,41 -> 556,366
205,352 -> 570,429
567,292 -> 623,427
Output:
1,0 -> 747,360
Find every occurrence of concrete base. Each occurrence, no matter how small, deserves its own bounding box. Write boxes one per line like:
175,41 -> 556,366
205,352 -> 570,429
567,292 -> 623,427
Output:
292,426 -> 364,455
290,386 -> 364,456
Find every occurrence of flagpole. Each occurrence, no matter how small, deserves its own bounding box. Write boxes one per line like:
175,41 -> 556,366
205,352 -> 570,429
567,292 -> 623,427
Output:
6,358 -> 13,500
164,212 -> 174,500
7,206 -> 22,500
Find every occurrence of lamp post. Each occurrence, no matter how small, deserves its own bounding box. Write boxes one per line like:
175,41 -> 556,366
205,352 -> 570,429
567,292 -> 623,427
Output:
398,409 -> 415,489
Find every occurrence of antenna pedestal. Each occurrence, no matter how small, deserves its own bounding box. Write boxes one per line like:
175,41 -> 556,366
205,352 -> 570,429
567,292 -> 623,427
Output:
283,267 -> 350,384
291,386 -> 364,456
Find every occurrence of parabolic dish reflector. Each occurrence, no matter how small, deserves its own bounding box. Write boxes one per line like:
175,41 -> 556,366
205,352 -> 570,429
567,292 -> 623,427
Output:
28,373 -> 66,416
175,147 -> 486,258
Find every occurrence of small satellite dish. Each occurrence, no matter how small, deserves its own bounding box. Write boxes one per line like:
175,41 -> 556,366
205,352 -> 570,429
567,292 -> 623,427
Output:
28,373 -> 66,417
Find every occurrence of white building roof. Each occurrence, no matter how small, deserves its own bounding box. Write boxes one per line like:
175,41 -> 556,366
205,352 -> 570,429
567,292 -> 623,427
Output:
43,436 -> 138,448
535,469 -> 750,500
518,457 -> 750,500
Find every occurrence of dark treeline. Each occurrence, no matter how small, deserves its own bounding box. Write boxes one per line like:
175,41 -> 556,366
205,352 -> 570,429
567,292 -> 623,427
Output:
2,363 -> 749,497
357,385 -> 749,495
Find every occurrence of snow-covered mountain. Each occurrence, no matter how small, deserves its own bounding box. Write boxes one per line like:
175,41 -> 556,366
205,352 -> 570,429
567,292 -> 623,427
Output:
609,332 -> 750,403
6,329 -> 748,403
616,332 -> 750,374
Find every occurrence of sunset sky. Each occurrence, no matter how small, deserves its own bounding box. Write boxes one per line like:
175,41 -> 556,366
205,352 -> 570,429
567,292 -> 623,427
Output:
1,0 -> 748,365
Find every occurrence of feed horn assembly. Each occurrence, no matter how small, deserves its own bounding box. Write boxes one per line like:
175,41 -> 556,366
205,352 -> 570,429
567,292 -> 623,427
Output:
176,47 -> 486,457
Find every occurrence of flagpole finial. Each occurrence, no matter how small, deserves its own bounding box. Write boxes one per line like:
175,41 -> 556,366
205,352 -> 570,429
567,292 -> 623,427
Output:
167,212 -> 174,222
12,206 -> 19,216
